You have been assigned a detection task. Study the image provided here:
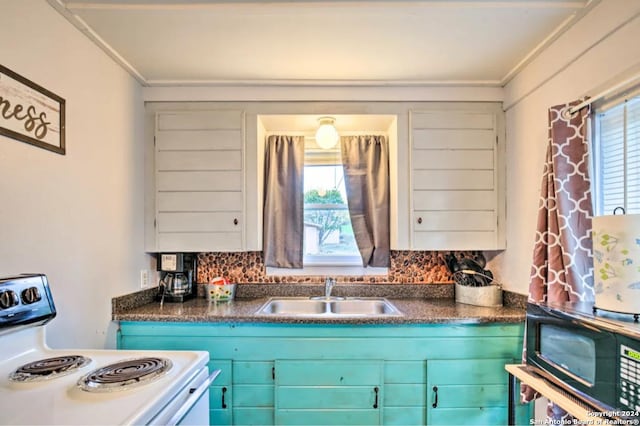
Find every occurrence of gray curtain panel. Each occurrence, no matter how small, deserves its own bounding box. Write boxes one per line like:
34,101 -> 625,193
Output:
263,135 -> 305,268
341,135 -> 390,267
522,101 -> 594,420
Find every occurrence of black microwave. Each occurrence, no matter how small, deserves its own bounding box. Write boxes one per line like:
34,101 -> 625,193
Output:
526,302 -> 640,418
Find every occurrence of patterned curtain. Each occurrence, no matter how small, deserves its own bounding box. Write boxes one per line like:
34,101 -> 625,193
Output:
522,100 -> 595,420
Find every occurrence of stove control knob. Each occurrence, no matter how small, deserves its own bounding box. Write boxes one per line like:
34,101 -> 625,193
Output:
0,290 -> 19,309
21,287 -> 42,305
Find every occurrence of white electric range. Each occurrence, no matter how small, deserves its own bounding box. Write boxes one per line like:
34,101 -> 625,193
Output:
0,274 -> 217,425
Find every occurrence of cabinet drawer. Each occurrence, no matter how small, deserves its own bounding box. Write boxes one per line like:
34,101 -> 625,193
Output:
277,386 -> 379,409
428,359 -> 510,385
275,360 -> 381,386
233,361 -> 274,384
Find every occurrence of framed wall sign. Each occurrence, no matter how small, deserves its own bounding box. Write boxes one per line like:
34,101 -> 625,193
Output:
0,64 -> 66,155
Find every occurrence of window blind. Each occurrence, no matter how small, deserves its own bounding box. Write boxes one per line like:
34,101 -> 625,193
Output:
595,96 -> 640,215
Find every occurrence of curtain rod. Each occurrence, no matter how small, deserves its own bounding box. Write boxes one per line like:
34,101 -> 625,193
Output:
569,72 -> 640,114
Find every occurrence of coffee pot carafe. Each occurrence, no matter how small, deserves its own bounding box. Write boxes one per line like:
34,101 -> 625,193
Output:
156,253 -> 196,303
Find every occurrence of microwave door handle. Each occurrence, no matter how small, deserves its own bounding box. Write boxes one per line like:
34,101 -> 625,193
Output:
165,369 -> 220,426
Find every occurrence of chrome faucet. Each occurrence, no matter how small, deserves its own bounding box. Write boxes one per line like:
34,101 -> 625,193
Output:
324,277 -> 336,298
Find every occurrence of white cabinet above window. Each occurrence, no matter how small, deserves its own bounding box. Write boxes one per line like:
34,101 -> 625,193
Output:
148,110 -> 245,252
409,107 -> 505,250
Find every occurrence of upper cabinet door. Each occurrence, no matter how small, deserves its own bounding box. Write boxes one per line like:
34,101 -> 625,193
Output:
151,110 -> 245,252
410,108 -> 505,250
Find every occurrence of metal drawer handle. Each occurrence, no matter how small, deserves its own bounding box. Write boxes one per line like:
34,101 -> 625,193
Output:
221,386 -> 227,409
432,386 -> 438,408
373,386 -> 379,409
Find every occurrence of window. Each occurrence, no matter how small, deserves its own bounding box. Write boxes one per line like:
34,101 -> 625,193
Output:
303,141 -> 361,266
303,164 -> 360,265
593,95 -> 640,215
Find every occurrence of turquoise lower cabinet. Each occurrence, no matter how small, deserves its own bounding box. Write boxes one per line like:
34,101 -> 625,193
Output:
117,321 -> 532,425
209,360 -> 233,425
427,358 -> 513,426
275,360 -> 382,425
232,361 -> 275,425
383,360 -> 427,425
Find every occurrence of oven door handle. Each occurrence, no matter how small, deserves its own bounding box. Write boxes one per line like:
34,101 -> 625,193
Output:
166,369 -> 221,426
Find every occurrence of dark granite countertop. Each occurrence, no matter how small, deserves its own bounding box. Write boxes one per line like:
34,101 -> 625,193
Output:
112,286 -> 526,325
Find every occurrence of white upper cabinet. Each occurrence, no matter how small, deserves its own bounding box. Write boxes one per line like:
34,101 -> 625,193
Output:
150,110 -> 245,252
410,107 -> 505,250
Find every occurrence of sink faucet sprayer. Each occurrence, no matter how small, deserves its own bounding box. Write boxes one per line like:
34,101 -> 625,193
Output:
325,277 -> 336,298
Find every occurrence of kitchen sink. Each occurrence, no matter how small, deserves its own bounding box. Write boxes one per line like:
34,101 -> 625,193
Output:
255,297 -> 402,317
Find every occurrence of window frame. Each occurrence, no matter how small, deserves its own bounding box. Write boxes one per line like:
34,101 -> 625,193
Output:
592,92 -> 640,216
265,135 -> 390,276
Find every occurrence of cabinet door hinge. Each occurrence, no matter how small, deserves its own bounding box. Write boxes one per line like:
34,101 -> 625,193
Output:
154,218 -> 157,228
153,136 -> 156,147
495,135 -> 498,145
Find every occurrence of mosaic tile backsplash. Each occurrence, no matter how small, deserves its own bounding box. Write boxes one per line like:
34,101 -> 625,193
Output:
196,251 -> 480,284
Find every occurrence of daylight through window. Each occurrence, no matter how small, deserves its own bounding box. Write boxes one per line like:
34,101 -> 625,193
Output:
303,161 -> 360,265
593,95 -> 640,215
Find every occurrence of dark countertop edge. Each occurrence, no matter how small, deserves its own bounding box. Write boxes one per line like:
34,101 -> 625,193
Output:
112,283 -> 527,313
112,315 -> 524,325
112,296 -> 525,325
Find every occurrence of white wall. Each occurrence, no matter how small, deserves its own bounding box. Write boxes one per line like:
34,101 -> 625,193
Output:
491,0 -> 640,294
0,0 -> 147,349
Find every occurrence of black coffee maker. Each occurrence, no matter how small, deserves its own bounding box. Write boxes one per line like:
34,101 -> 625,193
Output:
156,253 -> 196,303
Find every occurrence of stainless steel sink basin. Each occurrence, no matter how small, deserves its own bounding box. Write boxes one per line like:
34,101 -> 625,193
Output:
257,298 -> 327,315
330,299 -> 400,315
255,297 -> 402,317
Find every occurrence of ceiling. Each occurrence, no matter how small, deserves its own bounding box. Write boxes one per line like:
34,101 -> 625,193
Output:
49,0 -> 595,87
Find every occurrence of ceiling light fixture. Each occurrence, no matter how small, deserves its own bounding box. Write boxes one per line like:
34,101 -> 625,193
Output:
315,116 -> 339,149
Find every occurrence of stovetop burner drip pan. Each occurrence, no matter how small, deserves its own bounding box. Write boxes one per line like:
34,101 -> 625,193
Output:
78,357 -> 173,393
9,355 -> 92,383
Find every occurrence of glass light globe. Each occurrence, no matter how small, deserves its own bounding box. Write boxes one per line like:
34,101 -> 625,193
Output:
315,117 -> 339,149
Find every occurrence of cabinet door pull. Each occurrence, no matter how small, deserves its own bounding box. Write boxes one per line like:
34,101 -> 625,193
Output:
417,217 -> 422,224
272,366 -> 275,380
221,386 -> 227,409
373,386 -> 379,409
233,218 -> 239,226
432,386 -> 438,408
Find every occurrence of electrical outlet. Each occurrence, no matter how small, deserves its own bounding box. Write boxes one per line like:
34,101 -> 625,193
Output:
140,269 -> 149,289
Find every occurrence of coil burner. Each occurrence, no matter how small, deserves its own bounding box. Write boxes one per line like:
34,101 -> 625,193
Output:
9,355 -> 92,382
78,357 -> 172,393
